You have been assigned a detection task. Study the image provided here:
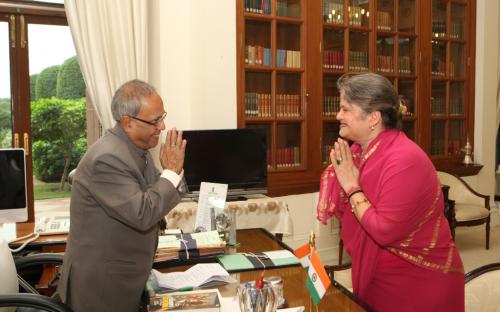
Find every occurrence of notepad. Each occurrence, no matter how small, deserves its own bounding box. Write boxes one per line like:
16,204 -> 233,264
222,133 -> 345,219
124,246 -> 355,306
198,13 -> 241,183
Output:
217,250 -> 299,271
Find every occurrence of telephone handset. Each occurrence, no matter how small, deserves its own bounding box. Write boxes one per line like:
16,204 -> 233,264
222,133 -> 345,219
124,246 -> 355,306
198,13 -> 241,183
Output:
35,216 -> 70,235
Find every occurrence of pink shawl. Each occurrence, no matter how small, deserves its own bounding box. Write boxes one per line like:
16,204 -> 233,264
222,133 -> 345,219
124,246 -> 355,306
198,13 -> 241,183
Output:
317,130 -> 463,297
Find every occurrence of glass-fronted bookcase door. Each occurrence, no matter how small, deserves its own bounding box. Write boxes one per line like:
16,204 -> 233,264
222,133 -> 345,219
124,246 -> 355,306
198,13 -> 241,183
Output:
430,0 -> 469,159
321,0 -> 418,164
238,0 -> 308,190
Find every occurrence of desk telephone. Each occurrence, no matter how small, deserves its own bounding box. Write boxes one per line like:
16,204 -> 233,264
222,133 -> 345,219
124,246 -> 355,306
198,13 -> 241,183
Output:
35,216 -> 70,235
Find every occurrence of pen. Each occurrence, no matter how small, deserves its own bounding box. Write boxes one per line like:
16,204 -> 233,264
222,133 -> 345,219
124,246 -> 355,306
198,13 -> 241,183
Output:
178,286 -> 193,292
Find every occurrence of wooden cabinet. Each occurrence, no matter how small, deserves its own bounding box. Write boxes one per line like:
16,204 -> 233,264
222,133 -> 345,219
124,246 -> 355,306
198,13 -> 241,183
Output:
237,0 -> 476,196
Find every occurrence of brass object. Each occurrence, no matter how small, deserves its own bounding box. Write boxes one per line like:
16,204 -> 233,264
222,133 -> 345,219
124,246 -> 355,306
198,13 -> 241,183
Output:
20,15 -> 26,48
23,133 -> 29,155
462,138 -> 473,165
9,15 -> 15,47
14,133 -> 19,148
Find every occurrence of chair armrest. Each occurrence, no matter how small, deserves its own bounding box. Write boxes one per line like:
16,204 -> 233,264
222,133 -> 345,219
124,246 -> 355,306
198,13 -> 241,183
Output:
15,253 -> 64,271
454,175 -> 491,210
0,293 -> 72,312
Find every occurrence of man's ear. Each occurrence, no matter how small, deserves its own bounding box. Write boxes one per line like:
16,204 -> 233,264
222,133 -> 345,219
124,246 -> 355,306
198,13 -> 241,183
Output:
120,116 -> 131,129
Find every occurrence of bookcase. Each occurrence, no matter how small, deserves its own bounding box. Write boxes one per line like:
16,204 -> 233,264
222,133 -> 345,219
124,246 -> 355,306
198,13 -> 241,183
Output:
237,0 -> 476,196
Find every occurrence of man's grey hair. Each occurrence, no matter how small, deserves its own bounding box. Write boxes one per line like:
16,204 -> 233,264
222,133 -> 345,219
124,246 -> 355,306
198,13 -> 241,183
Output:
111,79 -> 158,121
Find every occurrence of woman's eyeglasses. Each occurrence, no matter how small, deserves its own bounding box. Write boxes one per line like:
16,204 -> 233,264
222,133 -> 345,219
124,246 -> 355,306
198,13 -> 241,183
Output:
127,111 -> 167,126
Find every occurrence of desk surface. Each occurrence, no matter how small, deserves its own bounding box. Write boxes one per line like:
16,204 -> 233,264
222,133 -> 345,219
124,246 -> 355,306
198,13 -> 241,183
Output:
13,224 -> 370,311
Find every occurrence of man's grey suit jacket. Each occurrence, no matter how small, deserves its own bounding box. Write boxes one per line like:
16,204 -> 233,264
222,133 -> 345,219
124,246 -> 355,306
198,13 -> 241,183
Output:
57,124 -> 181,312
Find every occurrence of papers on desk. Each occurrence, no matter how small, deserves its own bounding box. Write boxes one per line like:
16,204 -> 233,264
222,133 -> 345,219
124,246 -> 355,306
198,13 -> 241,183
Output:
155,231 -> 226,263
151,263 -> 235,291
217,250 -> 299,272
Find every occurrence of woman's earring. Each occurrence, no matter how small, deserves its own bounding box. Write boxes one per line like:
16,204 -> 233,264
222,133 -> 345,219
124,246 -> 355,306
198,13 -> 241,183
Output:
370,125 -> 375,131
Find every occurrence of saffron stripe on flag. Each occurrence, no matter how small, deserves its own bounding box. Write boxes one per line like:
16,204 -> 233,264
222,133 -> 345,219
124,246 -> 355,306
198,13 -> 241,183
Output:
293,243 -> 310,268
307,247 -> 331,305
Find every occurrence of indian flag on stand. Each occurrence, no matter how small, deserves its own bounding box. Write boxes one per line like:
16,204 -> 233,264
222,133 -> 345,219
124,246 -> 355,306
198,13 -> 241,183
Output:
294,243 -> 331,305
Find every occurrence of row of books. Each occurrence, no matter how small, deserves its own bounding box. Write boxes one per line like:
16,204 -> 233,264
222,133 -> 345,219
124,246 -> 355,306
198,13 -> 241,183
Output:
277,49 -> 301,68
377,55 -> 394,73
245,45 -> 272,66
348,6 -> 368,27
323,95 -> 340,117
276,0 -> 300,18
245,92 -> 271,117
433,21 -> 463,39
431,97 -> 446,115
450,98 -> 464,115
154,231 -> 225,263
399,56 -> 412,74
377,11 -> 392,31
276,94 -> 301,117
431,58 -> 446,76
430,138 -> 445,156
323,50 -> 343,69
348,51 -> 369,72
276,146 -> 300,168
323,2 -> 343,24
244,0 -> 271,15
244,93 -> 301,118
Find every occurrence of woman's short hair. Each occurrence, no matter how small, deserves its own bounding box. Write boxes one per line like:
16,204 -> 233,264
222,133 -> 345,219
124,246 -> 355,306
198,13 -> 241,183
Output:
111,79 -> 158,121
337,73 -> 402,130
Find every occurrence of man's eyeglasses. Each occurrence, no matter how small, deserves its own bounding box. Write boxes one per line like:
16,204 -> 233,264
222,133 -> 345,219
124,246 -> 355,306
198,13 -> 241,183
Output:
127,111 -> 167,126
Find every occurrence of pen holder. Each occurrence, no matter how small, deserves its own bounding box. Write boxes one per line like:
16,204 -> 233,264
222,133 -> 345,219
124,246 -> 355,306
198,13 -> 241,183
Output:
238,282 -> 278,312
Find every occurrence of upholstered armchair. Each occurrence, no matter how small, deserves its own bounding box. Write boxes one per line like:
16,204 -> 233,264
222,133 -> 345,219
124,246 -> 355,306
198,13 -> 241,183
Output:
465,262 -> 500,311
436,171 -> 490,249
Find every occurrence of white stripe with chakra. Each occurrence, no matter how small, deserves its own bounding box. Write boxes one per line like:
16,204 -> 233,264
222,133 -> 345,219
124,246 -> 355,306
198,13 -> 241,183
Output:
308,264 -> 326,298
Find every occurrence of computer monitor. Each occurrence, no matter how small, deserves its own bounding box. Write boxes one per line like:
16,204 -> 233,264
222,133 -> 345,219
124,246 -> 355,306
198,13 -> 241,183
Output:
0,148 -> 28,224
182,128 -> 268,200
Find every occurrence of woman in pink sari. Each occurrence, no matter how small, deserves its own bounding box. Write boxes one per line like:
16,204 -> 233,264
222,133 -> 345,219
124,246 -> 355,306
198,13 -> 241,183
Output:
317,73 -> 464,311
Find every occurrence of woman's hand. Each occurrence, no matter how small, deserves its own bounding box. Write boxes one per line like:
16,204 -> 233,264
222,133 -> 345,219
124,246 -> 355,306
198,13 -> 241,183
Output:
331,138 -> 360,192
160,128 -> 187,174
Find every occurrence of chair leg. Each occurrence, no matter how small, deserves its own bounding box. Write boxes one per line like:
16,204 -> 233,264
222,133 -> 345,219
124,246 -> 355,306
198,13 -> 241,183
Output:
339,238 -> 344,265
486,217 -> 490,250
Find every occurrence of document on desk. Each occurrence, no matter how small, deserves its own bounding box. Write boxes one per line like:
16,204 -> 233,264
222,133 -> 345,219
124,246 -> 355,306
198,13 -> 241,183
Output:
218,250 -> 299,271
151,263 -> 235,291
195,182 -> 228,231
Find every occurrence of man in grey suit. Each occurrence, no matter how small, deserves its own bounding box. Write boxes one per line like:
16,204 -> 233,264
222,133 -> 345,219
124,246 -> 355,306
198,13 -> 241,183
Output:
56,79 -> 187,312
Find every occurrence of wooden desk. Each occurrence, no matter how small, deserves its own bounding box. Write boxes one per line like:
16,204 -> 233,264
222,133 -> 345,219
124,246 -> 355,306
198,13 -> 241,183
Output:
156,229 -> 371,311
12,222 -> 66,253
12,225 -> 370,311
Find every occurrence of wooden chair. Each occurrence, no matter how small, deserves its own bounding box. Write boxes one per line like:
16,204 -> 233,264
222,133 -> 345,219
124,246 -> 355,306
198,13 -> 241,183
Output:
437,171 -> 490,249
465,262 -> 500,311
325,263 -> 352,292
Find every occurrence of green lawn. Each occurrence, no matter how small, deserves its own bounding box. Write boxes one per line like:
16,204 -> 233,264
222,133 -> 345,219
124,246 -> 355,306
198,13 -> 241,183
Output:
34,182 -> 71,200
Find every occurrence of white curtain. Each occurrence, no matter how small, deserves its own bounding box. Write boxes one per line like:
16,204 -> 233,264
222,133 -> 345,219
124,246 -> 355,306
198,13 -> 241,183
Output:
64,0 -> 149,130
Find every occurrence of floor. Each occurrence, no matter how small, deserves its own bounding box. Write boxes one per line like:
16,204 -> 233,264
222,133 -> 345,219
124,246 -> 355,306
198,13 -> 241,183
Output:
33,198 -> 500,273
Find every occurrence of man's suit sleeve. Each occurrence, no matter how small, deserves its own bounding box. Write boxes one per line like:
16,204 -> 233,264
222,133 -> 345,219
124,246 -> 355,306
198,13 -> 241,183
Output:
89,153 -> 181,232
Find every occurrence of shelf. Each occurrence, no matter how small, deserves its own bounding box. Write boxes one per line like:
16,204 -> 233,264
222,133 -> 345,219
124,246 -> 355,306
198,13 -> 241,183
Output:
238,0 -> 476,196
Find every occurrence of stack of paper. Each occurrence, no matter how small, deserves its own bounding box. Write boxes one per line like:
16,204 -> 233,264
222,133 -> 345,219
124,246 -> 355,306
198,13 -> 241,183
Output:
150,263 -> 236,292
155,231 -> 226,263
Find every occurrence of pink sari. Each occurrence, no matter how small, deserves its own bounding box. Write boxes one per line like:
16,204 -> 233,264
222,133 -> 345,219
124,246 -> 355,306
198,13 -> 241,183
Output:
317,130 -> 464,310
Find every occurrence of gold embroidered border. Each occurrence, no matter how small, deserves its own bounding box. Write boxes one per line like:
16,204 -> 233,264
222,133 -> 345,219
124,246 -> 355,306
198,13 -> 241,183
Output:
400,182 -> 442,248
388,247 -> 463,274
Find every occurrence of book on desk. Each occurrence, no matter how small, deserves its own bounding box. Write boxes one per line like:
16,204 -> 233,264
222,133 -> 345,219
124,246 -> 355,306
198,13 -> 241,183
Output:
149,288 -> 221,312
155,231 -> 225,263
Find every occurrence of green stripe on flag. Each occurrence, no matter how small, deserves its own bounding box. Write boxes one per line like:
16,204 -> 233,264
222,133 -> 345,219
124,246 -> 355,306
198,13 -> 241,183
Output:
306,274 -> 321,305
